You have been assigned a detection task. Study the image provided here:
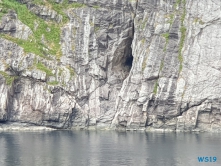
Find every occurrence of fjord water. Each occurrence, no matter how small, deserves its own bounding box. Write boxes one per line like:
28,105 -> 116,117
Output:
0,131 -> 220,166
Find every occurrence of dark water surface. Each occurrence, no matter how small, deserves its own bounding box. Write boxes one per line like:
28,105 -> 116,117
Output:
0,130 -> 220,166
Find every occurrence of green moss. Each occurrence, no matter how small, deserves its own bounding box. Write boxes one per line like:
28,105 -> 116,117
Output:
193,18 -> 199,23
141,38 -> 145,44
46,0 -> 69,23
67,66 -> 75,79
178,26 -> 186,72
199,20 -> 204,25
177,0 -> 186,73
49,0 -> 86,9
36,62 -> 54,76
142,56 -> 147,71
70,2 -> 86,8
160,61 -> 164,71
175,0 -> 181,8
170,0 -> 186,73
47,81 -> 59,85
1,0 -> 89,61
89,21 -> 94,27
32,0 -> 86,24
141,17 -> 148,30
0,6 -> 8,19
3,0 -> 35,28
46,0 -> 86,22
94,26 -> 100,32
93,5 -> 100,9
58,68 -> 63,76
162,33 -> 169,52
169,13 -> 174,25
0,34 -> 47,58
181,9 -> 186,24
33,0 -> 45,5
162,33 -> 169,41
153,81 -> 158,95
1,0 -> 62,60
176,0 -> 181,4
0,71 -> 16,85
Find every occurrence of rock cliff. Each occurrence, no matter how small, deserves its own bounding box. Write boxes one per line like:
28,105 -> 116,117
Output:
0,0 -> 221,132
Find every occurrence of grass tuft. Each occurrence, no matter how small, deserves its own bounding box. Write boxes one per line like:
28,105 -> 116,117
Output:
92,5 -> 100,9
162,33 -> 169,52
47,80 -> 59,85
177,0 -> 186,73
1,0 -> 62,59
153,81 -> 158,95
160,61 -> 164,71
36,62 -> 54,76
67,66 -> 75,80
0,71 -> 16,85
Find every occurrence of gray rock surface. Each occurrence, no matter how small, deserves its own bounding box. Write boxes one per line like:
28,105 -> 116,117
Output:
0,10 -> 32,39
0,0 -> 221,132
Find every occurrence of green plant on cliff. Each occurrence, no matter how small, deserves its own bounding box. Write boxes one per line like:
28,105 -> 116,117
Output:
178,26 -> 186,72
47,80 -> 59,85
1,34 -> 38,56
162,33 -> 169,52
142,56 -> 147,71
47,0 -> 86,23
36,62 -> 54,76
162,33 -> 169,40
93,5 -> 100,9
0,0 -> 85,84
94,26 -> 100,32
33,0 -> 45,5
169,13 -> 174,25
176,0 -> 186,73
67,66 -> 75,79
153,81 -> 158,95
1,0 -> 62,59
175,0 -> 181,8
0,5 -> 8,19
160,61 -> 164,71
0,71 -> 16,85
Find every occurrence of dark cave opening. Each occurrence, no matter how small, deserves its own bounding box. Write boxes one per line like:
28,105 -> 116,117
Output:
111,37 -> 134,81
124,54 -> 133,70
111,19 -> 134,81
122,39 -> 133,73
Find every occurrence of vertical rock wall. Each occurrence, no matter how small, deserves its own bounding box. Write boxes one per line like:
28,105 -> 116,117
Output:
0,0 -> 221,131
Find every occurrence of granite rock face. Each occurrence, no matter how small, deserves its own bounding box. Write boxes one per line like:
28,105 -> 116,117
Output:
0,0 -> 221,132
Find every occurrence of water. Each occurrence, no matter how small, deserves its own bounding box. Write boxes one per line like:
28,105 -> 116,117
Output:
0,131 -> 220,166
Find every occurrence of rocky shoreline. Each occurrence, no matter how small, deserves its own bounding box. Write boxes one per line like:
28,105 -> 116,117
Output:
1,123 -> 220,133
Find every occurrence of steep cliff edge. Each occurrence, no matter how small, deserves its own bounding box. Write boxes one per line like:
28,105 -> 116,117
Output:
0,0 -> 220,132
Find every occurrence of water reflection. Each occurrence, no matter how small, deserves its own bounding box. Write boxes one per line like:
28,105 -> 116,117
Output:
0,131 -> 220,166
